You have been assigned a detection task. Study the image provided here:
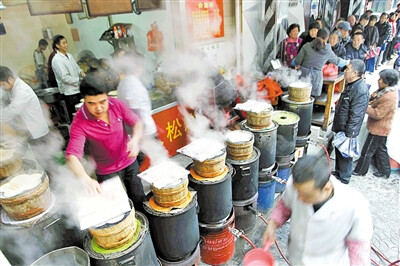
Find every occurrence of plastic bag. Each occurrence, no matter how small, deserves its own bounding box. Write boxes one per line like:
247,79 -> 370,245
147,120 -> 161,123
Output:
365,47 -> 381,60
322,63 -> 338,76
332,131 -> 360,158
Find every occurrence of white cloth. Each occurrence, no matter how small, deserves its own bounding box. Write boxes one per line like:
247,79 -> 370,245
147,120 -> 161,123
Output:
0,78 -> 49,139
51,51 -> 82,95
282,177 -> 373,265
117,75 -> 157,136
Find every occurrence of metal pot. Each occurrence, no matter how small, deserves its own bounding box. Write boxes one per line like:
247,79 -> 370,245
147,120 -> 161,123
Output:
158,243 -> 200,266
258,162 -> 278,182
240,121 -> 278,170
232,193 -> 258,233
275,151 -> 296,169
226,147 -> 260,201
281,95 -> 314,137
84,211 -> 158,266
272,111 -> 299,156
188,164 -> 233,224
143,191 -> 200,261
0,201 -> 84,265
31,246 -> 89,266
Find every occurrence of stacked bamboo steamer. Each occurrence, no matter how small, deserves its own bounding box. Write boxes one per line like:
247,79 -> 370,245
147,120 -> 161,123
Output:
139,161 -> 191,209
0,148 -> 22,179
288,81 -> 312,102
89,208 -> 137,249
245,106 -> 274,130
225,130 -> 255,161
0,170 -> 52,220
151,177 -> 189,207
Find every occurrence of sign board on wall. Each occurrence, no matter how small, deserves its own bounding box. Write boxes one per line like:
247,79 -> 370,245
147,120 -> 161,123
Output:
86,0 -> 133,16
152,104 -> 188,157
140,104 -> 188,171
199,42 -> 226,69
186,0 -> 224,41
27,0 -> 83,16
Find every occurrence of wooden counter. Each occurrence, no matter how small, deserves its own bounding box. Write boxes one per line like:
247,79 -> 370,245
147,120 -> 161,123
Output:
312,73 -> 345,130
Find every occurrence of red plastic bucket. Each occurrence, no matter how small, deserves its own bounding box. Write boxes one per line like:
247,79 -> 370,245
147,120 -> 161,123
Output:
243,241 -> 275,266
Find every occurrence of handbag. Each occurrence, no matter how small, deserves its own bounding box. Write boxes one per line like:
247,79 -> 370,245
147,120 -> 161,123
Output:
332,131 -> 360,158
365,47 -> 381,59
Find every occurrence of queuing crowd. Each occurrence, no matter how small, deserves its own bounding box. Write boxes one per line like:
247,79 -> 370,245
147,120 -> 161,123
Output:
277,6 -> 400,78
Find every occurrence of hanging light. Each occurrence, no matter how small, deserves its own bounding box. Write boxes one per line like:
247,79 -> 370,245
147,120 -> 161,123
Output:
0,1 -> 7,10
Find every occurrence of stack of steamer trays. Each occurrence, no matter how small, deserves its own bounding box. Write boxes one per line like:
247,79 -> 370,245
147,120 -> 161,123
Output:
283,81 -> 314,158
138,161 -> 201,265
84,199 -> 159,266
0,147 -> 66,265
0,148 -> 53,221
178,139 -> 236,265
234,100 -> 279,212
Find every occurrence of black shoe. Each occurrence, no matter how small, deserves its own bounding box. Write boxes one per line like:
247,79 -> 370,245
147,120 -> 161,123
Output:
373,171 -> 389,178
331,170 -> 339,177
352,171 -> 363,176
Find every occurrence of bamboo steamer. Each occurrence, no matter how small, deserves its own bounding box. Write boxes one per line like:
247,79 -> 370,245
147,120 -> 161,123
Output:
193,151 -> 226,178
288,82 -> 312,102
151,177 -> 189,207
0,171 -> 51,220
226,131 -> 254,161
89,208 -> 136,249
0,149 -> 22,179
246,107 -> 273,129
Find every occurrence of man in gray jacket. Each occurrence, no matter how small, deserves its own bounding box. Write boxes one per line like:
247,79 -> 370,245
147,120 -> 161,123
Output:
332,59 -> 369,184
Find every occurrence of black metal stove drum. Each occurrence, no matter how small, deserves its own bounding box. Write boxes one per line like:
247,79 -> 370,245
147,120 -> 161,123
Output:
275,82 -> 314,192
238,107 -> 279,213
282,82 -> 314,156
186,149 -> 235,265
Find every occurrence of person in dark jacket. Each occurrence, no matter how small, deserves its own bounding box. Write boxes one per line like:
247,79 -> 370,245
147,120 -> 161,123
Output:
298,21 -> 320,52
352,14 -> 369,36
375,13 -> 391,68
337,21 -> 352,45
364,15 -> 379,47
332,59 -> 369,184
363,15 -> 379,72
329,30 -> 346,58
344,32 -> 368,60
293,28 -> 347,97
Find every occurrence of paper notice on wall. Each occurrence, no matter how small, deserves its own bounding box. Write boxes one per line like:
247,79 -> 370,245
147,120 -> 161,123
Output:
76,176 -> 131,230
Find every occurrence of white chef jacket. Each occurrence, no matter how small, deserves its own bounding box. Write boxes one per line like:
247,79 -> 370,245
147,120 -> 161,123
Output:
1,78 -> 49,139
51,51 -> 82,95
117,75 -> 157,136
282,177 -> 373,265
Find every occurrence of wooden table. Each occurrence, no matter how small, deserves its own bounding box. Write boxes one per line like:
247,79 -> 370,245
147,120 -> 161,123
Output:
312,73 -> 345,130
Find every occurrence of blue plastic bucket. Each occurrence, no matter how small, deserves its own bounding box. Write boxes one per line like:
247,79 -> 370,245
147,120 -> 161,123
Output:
257,180 -> 276,211
275,166 -> 291,193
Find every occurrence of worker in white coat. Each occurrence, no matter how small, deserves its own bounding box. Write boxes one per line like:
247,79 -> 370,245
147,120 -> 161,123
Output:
263,154 -> 373,265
